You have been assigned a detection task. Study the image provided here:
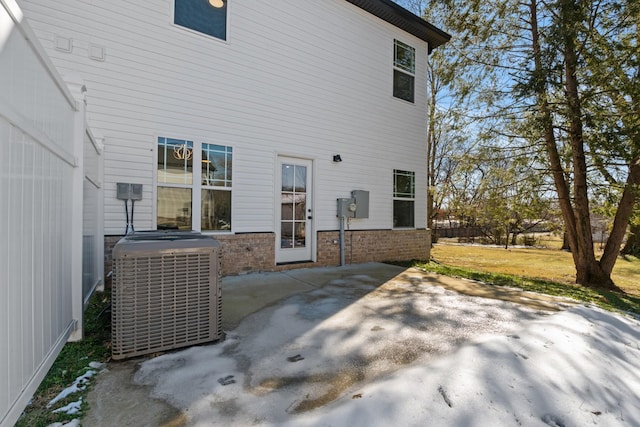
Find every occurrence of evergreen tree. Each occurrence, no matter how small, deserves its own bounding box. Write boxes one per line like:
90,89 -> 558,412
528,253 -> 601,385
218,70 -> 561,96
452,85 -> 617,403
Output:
416,0 -> 639,289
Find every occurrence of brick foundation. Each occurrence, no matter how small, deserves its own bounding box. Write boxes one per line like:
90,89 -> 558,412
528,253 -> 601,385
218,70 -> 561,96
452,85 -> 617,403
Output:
213,233 -> 275,276
317,229 -> 431,265
104,229 -> 430,277
104,235 -> 124,278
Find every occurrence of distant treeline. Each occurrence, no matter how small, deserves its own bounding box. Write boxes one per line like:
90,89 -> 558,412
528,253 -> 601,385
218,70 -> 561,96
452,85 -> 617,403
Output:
433,224 -> 551,239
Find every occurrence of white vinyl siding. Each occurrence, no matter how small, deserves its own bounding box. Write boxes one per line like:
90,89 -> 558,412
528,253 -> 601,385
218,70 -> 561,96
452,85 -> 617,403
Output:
20,0 -> 429,234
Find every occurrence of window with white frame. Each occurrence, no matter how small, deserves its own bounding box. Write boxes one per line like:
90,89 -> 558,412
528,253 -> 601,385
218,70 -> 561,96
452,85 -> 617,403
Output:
393,169 -> 415,228
393,39 -> 415,103
174,0 -> 227,41
157,137 -> 232,231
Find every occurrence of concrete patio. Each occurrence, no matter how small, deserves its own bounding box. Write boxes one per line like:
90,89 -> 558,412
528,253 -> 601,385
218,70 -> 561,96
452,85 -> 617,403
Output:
82,262 -> 575,426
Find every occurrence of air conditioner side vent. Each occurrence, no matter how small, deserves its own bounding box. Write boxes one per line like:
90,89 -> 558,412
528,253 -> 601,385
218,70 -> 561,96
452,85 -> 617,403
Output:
111,232 -> 223,360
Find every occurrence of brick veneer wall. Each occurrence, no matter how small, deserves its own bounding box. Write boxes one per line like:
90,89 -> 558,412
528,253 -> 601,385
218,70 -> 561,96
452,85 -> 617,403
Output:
213,233 -> 275,276
104,235 -> 123,278
317,229 -> 431,265
104,233 -> 275,278
104,229 -> 430,277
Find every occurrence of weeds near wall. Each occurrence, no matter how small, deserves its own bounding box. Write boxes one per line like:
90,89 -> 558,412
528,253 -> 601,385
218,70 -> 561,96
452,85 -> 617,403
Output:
16,292 -> 111,427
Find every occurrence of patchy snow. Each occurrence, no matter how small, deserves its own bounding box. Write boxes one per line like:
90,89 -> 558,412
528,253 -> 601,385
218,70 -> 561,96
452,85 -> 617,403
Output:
42,362 -> 104,427
46,419 -> 80,427
134,276 -> 640,427
47,370 -> 95,408
88,361 -> 107,370
52,398 -> 82,415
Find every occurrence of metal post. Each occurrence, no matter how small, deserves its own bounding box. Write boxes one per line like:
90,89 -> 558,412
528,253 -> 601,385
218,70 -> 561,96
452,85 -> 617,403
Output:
339,215 -> 346,266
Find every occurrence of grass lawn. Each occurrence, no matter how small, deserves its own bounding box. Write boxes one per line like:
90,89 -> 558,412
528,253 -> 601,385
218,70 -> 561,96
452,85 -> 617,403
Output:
406,241 -> 640,316
430,243 -> 640,296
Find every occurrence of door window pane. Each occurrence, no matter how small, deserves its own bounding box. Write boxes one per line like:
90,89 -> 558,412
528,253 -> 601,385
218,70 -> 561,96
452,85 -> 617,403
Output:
294,195 -> 306,220
295,222 -> 306,247
201,189 -> 231,231
281,222 -> 293,249
294,166 -> 307,192
282,164 -> 294,191
157,187 -> 192,230
281,198 -> 293,220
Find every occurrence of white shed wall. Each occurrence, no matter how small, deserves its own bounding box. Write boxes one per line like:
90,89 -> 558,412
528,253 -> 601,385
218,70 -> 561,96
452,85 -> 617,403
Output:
19,0 -> 429,235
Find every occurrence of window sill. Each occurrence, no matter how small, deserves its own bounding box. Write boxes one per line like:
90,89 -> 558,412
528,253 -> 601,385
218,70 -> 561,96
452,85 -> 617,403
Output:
391,95 -> 416,105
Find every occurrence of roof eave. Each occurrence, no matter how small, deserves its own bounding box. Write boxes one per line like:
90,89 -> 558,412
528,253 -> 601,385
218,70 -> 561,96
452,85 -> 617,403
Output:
345,0 -> 451,52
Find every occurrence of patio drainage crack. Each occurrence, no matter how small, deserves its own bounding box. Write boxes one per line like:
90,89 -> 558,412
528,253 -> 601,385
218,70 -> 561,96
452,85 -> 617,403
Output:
281,271 -> 324,289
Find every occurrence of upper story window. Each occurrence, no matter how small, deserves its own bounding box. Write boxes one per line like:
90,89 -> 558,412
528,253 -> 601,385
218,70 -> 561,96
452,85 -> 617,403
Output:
393,39 -> 415,103
174,0 -> 227,41
393,169 -> 415,228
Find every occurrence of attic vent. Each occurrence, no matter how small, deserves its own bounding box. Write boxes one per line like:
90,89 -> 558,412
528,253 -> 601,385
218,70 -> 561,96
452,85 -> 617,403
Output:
111,231 -> 223,360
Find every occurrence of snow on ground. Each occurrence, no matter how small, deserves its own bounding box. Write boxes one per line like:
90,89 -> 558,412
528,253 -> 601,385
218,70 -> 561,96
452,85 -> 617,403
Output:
47,370 -> 95,408
135,276 -> 640,427
284,307 -> 640,427
52,397 -> 82,415
44,362 -> 106,426
45,420 -> 80,427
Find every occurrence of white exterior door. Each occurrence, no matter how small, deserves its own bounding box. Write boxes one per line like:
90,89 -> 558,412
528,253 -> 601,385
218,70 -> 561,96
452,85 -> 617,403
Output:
276,157 -> 313,263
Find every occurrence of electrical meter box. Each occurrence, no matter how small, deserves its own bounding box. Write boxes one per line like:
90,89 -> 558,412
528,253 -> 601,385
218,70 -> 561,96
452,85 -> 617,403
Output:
130,184 -> 143,201
337,198 -> 356,218
117,183 -> 144,201
337,190 -> 369,218
351,190 -> 369,218
116,182 -> 131,200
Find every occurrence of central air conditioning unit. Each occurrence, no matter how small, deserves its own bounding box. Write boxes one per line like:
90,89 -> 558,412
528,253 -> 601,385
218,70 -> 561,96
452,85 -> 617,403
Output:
111,231 -> 223,360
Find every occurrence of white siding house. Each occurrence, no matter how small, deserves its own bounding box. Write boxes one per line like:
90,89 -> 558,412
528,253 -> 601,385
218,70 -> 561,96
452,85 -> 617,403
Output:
18,0 -> 449,275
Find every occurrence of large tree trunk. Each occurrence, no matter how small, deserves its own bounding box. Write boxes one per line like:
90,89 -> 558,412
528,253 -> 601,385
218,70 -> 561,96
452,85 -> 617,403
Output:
601,159 -> 640,266
622,222 -> 640,256
560,0 -> 608,287
562,231 -> 571,251
530,0 -> 620,290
